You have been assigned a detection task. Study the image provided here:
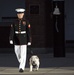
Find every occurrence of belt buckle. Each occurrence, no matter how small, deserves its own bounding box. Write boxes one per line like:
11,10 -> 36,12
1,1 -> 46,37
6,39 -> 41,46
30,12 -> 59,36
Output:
19,31 -> 21,34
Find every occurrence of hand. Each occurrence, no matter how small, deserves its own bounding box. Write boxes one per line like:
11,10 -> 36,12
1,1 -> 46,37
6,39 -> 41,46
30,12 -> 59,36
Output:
10,40 -> 13,44
28,42 -> 31,46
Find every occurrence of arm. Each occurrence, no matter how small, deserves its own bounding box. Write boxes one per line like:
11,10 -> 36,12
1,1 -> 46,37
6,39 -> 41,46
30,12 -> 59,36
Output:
26,22 -> 32,45
9,24 -> 14,44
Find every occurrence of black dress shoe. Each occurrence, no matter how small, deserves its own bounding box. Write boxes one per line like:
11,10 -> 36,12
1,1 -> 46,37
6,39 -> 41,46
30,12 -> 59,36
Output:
19,68 -> 24,72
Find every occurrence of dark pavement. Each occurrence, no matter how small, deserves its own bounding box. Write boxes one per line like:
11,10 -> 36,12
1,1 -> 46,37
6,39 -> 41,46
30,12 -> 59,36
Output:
0,53 -> 74,75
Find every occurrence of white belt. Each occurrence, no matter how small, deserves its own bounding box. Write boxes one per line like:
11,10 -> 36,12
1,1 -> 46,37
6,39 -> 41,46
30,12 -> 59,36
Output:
15,31 -> 26,34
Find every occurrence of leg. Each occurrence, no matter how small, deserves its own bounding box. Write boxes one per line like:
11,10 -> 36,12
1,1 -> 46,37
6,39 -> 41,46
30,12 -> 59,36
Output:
30,64 -> 33,72
19,45 -> 27,70
36,61 -> 40,71
36,65 -> 39,71
14,45 -> 21,63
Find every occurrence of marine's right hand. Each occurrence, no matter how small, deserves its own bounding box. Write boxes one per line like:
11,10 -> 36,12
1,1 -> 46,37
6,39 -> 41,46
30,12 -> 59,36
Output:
10,40 -> 13,44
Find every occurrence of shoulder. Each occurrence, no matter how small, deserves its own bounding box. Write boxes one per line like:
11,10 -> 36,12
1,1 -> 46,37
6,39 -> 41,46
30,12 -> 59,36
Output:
14,19 -> 18,23
10,21 -> 16,27
23,19 -> 31,27
23,19 -> 30,24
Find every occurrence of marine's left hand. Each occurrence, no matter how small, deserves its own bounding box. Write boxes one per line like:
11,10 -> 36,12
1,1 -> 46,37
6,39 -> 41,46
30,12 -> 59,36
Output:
28,42 -> 31,45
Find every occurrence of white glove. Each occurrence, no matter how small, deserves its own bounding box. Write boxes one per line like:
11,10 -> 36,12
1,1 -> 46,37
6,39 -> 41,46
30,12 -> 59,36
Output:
28,42 -> 31,45
10,40 -> 13,44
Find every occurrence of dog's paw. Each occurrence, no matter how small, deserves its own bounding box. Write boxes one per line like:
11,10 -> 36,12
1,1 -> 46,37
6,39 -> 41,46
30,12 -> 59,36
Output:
29,70 -> 32,72
36,69 -> 38,71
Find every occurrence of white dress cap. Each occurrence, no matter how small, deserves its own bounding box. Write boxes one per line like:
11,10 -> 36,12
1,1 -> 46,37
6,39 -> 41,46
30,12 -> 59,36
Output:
15,8 -> 25,12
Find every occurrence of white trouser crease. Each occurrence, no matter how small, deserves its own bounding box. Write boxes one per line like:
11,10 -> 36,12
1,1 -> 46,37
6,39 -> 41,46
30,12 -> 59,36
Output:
14,45 -> 27,70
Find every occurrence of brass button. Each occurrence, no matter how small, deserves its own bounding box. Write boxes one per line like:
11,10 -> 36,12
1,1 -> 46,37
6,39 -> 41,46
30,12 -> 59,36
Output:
19,29 -> 21,30
19,23 -> 21,25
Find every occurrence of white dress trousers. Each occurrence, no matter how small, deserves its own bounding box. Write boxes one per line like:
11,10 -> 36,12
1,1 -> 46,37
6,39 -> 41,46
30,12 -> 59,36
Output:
14,45 -> 27,70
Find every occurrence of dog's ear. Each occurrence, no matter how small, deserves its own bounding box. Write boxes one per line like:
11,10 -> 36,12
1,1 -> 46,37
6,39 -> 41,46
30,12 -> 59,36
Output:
35,56 -> 39,59
29,58 -> 32,64
29,57 -> 32,61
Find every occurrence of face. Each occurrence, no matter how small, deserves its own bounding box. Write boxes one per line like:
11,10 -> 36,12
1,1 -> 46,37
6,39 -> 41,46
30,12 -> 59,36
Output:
17,13 -> 24,19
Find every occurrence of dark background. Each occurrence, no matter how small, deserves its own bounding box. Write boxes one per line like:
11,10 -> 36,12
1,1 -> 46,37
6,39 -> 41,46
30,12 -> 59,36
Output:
0,0 -> 74,55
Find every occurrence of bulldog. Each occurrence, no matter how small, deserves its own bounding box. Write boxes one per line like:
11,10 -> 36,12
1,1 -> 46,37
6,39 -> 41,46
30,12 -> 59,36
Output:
29,55 -> 40,72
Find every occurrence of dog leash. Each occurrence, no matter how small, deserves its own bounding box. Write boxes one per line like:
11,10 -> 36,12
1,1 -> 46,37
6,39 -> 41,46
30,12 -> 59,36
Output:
28,45 -> 33,55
